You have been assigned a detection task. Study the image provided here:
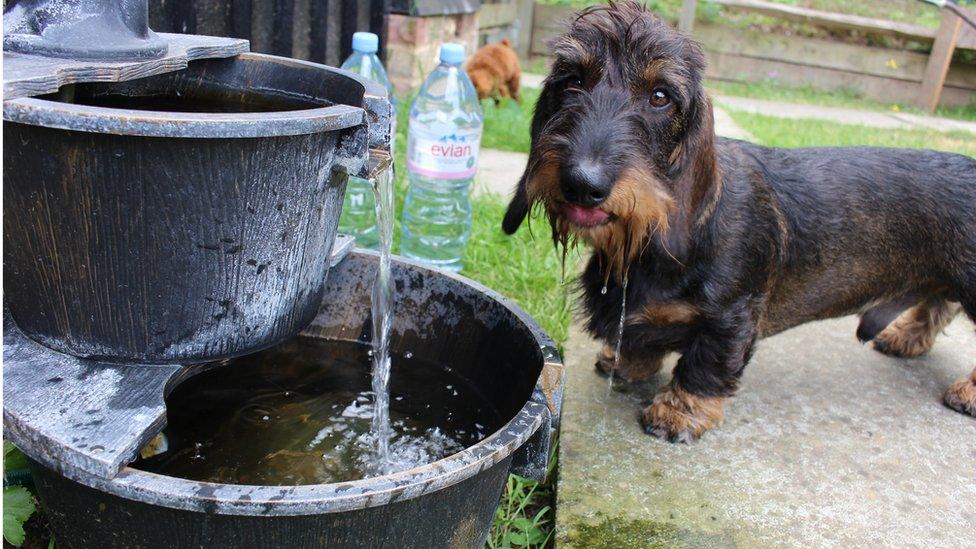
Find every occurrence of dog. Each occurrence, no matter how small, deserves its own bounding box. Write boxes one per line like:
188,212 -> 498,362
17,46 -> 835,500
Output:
502,1 -> 976,443
467,38 -> 522,103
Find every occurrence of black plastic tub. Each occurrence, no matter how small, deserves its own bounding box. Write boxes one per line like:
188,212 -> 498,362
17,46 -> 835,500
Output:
2,53 -> 389,364
24,252 -> 565,549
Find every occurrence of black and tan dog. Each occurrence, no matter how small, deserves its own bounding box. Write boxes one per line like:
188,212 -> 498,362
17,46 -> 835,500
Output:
503,1 -> 976,442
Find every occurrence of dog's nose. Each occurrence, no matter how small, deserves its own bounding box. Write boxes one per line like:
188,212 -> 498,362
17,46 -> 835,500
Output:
560,162 -> 610,207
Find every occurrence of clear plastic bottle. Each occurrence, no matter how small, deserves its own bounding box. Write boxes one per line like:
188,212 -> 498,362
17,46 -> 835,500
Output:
400,43 -> 483,272
338,32 -> 397,249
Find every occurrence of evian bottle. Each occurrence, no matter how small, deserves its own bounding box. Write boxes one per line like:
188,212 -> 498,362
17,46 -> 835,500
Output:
337,32 -> 397,249
401,43 -> 483,272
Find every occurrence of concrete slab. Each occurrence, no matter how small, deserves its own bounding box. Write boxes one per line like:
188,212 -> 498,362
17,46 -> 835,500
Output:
713,107 -> 755,142
715,95 -> 976,135
522,73 -> 545,89
475,148 -> 527,198
557,314 -> 976,548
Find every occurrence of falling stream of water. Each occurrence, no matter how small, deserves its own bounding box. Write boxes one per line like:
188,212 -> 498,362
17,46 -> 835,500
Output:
369,159 -> 395,472
606,277 -> 629,396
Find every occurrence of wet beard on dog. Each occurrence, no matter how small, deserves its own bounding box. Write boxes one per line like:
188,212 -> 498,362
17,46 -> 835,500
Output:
529,164 -> 673,286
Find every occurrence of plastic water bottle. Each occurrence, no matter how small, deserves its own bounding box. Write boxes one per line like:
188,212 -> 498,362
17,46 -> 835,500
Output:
401,43 -> 483,272
338,32 -> 397,249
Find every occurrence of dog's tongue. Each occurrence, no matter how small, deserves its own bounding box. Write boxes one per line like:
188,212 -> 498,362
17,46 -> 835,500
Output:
564,204 -> 610,227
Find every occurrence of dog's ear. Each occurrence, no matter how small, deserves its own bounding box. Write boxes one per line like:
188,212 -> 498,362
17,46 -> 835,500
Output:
503,81 -> 559,235
659,90 -> 719,260
502,173 -> 530,235
500,38 -> 511,47
671,91 -> 719,217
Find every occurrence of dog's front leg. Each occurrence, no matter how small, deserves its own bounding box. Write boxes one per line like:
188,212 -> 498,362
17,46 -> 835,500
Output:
641,305 -> 758,443
594,345 -> 666,383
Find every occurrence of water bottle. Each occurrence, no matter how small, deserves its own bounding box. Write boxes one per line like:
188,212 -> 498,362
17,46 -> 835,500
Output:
338,32 -> 397,249
401,43 -> 483,272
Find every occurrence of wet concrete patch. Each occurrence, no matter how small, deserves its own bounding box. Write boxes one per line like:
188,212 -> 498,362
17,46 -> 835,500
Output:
563,515 -> 738,548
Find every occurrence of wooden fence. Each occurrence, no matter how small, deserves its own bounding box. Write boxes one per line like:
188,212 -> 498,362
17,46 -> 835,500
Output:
526,2 -> 976,108
479,1 -> 519,44
477,0 -> 539,54
148,0 -> 389,67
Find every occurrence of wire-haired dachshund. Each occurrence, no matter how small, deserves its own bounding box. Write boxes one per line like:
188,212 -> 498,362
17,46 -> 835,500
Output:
502,1 -> 976,442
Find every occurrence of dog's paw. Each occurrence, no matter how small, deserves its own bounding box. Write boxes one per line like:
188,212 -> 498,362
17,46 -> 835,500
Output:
640,384 -> 725,443
872,325 -> 933,358
944,369 -> 976,417
871,301 -> 959,358
594,346 -> 663,383
594,345 -> 616,377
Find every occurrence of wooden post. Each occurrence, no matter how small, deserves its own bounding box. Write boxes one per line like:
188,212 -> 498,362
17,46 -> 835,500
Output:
516,0 -> 534,59
916,8 -> 963,113
679,0 -> 697,33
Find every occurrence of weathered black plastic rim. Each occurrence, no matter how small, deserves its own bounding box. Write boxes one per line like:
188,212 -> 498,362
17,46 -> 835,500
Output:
1,52 -> 368,138
61,252 -> 563,516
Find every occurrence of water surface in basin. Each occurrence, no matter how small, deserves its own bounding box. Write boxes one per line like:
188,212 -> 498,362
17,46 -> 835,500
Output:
135,337 -> 502,485
42,90 -> 321,113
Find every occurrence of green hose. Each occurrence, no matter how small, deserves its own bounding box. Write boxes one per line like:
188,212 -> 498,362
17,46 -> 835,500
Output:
3,469 -> 34,488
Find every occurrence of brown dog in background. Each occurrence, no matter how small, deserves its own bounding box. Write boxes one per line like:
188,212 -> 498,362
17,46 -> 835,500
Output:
467,38 -> 522,103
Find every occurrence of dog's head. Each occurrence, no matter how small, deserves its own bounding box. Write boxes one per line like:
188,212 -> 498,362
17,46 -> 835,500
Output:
469,68 -> 494,100
503,1 -> 719,278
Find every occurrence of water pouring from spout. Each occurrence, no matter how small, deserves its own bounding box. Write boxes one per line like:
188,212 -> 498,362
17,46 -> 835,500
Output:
368,152 -> 395,472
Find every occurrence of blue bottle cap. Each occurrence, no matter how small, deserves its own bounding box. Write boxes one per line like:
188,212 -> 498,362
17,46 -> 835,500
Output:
352,32 -> 378,53
439,43 -> 465,64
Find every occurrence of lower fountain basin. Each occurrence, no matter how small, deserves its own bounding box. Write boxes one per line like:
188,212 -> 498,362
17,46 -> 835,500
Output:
21,251 -> 565,548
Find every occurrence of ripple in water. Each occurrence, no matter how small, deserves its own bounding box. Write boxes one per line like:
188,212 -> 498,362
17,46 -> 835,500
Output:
134,338 -> 502,485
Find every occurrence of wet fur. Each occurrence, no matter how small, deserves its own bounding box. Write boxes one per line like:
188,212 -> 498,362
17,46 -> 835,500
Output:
466,39 -> 522,103
503,1 -> 976,441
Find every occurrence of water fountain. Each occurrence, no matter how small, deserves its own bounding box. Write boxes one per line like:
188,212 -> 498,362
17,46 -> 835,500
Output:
2,1 -> 564,546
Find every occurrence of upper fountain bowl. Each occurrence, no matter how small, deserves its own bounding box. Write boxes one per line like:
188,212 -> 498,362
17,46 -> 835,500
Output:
2,53 -> 391,364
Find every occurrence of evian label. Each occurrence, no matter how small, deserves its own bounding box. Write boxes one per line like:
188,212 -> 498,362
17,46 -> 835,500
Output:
407,126 -> 482,180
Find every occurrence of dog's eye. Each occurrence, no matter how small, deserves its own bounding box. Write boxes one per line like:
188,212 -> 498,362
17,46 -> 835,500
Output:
567,76 -> 583,89
650,89 -> 671,109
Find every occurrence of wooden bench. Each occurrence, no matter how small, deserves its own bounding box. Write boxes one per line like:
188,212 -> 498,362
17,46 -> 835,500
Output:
680,0 -> 976,112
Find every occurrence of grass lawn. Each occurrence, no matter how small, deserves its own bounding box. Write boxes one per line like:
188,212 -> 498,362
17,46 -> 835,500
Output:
480,89 -> 540,154
763,0 -> 975,28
